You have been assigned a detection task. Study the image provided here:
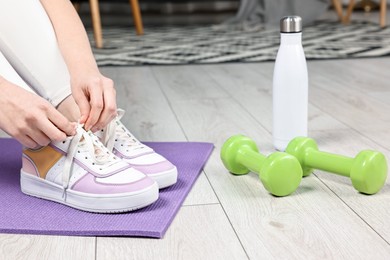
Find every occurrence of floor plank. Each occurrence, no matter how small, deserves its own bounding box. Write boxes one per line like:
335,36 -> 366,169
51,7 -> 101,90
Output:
0,234 -> 95,260
183,172 -> 219,206
96,205 -> 248,260
100,66 -> 187,142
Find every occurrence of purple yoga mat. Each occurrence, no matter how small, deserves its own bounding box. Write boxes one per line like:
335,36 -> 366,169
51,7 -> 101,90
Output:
0,138 -> 213,238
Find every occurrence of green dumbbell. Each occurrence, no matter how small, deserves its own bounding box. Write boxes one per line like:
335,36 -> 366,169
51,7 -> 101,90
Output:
220,135 -> 303,197
285,137 -> 388,194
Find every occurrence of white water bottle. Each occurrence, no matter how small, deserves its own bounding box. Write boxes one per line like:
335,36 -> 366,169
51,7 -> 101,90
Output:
273,16 -> 308,151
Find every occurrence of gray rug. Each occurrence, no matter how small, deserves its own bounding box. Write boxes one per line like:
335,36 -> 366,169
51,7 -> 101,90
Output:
89,20 -> 390,66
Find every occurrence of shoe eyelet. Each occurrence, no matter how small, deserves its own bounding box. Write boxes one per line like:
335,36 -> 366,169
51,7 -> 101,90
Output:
92,163 -> 95,165
115,139 -> 118,142
62,141 -> 66,144
99,168 -> 102,170
77,151 -> 80,153
85,157 -> 88,159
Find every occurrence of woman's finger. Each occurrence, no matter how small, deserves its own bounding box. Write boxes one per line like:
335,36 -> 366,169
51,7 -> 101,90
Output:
84,83 -> 104,131
91,84 -> 117,131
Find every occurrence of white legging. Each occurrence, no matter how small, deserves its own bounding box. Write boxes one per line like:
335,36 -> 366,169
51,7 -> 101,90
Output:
0,0 -> 71,107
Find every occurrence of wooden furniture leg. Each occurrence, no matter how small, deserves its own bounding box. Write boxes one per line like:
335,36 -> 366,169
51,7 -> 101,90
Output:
129,0 -> 144,35
344,0 -> 356,24
380,0 -> 387,28
332,0 -> 345,22
345,0 -> 386,27
89,0 -> 103,48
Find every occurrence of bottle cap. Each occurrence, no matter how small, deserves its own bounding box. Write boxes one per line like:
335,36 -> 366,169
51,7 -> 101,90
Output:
280,16 -> 302,33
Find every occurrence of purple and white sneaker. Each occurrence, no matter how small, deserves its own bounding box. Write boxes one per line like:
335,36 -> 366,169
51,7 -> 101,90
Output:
96,109 -> 178,189
20,125 -> 158,213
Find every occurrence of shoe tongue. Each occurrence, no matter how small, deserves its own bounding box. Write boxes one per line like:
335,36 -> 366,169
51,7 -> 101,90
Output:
94,146 -> 108,161
78,135 -> 110,162
115,123 -> 140,145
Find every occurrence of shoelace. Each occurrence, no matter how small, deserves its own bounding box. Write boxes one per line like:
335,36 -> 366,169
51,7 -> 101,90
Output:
101,109 -> 145,152
62,124 -> 118,198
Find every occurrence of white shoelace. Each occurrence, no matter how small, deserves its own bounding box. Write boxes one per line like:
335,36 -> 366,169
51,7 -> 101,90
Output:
101,109 -> 145,152
62,124 -> 118,199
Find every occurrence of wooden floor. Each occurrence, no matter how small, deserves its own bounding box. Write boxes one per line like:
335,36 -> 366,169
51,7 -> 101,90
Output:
1,57 -> 390,259
1,8 -> 390,258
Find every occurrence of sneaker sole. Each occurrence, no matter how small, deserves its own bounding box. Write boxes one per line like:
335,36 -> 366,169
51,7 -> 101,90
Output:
20,171 -> 159,213
147,166 -> 178,189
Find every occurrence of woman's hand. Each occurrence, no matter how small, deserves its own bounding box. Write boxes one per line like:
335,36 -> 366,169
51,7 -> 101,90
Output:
71,71 -> 117,132
0,77 -> 76,148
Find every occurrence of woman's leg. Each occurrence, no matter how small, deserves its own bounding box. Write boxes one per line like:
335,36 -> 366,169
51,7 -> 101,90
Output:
0,0 -> 80,121
0,51 -> 34,94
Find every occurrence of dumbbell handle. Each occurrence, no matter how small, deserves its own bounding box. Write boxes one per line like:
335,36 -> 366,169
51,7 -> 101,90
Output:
304,148 -> 352,177
236,146 -> 266,174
